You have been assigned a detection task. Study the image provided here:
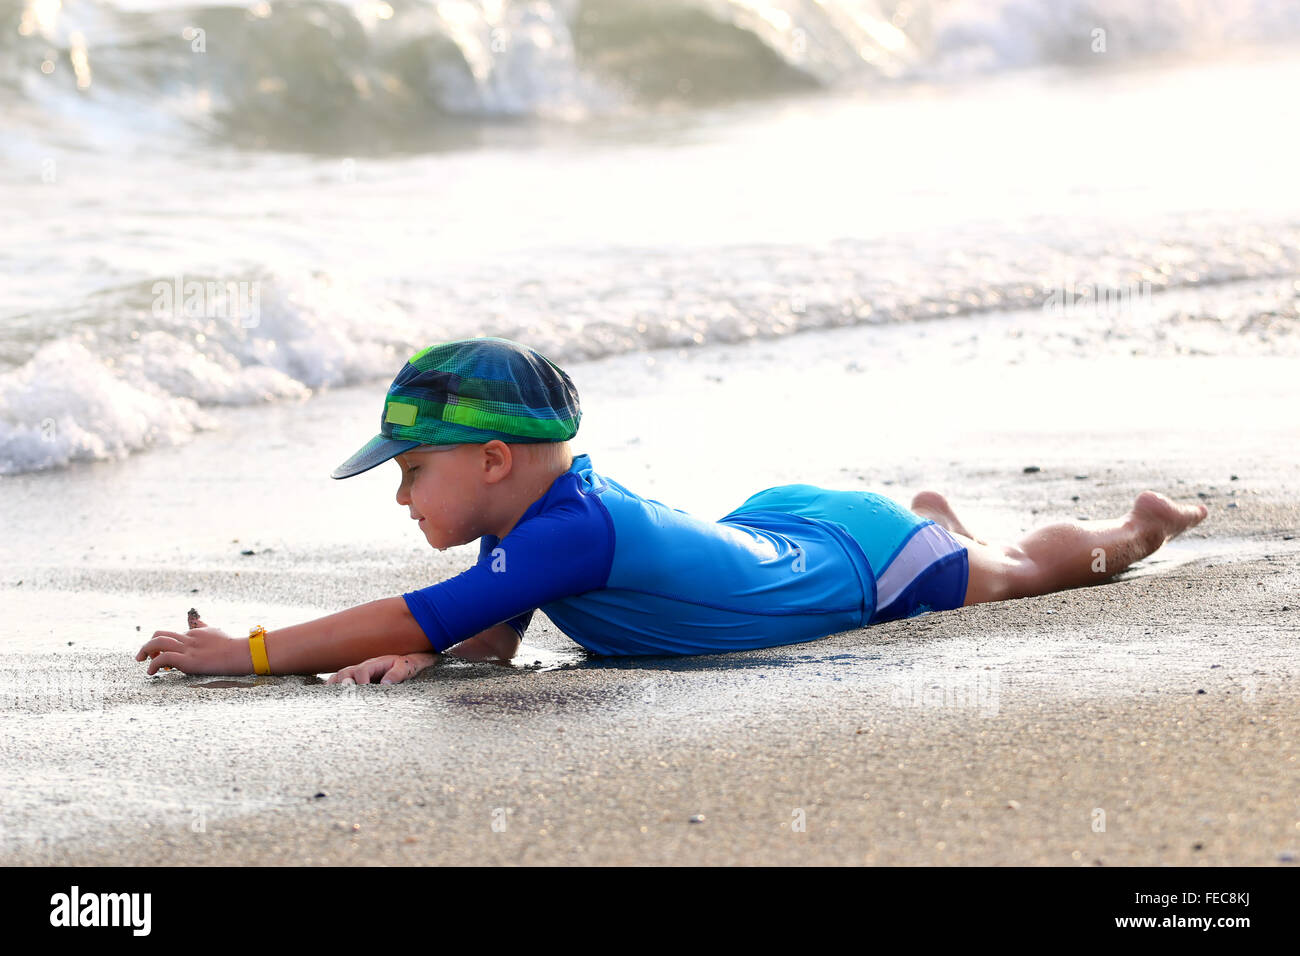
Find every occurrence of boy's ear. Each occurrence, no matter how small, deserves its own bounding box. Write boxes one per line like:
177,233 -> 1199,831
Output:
481,440 -> 513,478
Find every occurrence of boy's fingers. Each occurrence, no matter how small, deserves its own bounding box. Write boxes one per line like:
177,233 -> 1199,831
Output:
327,658 -> 400,685
359,659 -> 389,683
136,636 -> 187,660
140,635 -> 187,653
147,651 -> 185,675
383,659 -> 413,684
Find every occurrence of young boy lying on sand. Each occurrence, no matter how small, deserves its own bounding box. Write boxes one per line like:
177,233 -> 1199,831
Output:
136,337 -> 1208,683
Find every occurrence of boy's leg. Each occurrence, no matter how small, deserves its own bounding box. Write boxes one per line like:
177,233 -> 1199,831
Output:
913,490 -> 1208,606
912,490 -> 986,544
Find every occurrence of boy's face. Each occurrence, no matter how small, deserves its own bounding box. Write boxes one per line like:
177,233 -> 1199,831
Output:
394,444 -> 492,550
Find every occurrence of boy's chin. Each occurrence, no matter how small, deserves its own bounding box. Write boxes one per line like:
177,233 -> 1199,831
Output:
424,529 -> 475,550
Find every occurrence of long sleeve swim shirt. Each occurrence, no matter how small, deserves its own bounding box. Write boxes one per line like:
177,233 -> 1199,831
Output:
399,452 -> 904,657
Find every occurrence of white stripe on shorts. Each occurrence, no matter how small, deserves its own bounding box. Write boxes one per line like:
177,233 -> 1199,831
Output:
874,522 -> 964,613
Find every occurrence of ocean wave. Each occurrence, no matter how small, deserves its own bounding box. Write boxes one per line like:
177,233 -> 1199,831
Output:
3,219 -> 1297,475
6,0 -> 1300,152
0,272 -> 415,474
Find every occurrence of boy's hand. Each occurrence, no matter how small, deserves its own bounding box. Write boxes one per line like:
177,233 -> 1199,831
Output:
326,653 -> 440,685
135,613 -> 254,676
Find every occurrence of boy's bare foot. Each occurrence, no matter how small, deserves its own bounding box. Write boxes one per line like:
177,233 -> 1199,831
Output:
910,491 -> 985,544
1128,490 -> 1209,548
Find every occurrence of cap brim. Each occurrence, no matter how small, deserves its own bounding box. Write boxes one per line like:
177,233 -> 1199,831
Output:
331,435 -> 423,479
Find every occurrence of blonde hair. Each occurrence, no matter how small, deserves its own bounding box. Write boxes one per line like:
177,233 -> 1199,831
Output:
509,439 -> 573,472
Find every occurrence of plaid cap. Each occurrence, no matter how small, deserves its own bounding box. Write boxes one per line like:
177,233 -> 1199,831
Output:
331,337 -> 581,479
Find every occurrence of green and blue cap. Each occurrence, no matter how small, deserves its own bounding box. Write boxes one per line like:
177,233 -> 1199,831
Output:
331,337 -> 582,479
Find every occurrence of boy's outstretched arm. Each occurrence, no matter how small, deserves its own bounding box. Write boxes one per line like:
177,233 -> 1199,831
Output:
136,597 -> 434,676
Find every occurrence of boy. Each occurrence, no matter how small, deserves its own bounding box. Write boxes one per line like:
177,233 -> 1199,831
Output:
136,337 -> 1208,682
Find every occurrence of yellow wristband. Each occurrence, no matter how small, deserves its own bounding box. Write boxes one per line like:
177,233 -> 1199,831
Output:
248,625 -> 271,675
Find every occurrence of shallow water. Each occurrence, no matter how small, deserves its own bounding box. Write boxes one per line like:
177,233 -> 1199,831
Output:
3,15 -> 1299,475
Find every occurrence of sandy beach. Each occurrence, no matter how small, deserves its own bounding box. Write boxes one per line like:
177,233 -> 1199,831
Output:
2,312 -> 1297,866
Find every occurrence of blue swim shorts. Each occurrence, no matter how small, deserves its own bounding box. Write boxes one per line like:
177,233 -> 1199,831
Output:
724,484 -> 970,624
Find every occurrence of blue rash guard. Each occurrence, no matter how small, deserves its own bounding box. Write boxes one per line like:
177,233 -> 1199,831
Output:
401,453 -> 968,657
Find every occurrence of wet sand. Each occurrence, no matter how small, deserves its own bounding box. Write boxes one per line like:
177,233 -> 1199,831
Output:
2,313 -> 1298,865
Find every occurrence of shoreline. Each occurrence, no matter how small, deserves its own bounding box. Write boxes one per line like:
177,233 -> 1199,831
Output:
4,542 -> 1298,865
2,315 -> 1298,865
